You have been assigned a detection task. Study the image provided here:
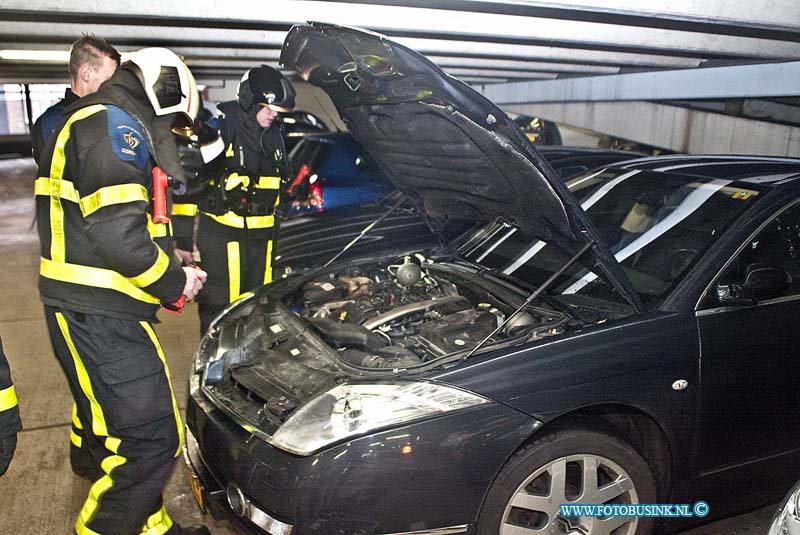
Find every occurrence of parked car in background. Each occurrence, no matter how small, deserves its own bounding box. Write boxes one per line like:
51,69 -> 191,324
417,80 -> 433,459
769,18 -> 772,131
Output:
281,110 -> 330,152
276,141 -> 643,273
184,23 -> 800,535
283,132 -> 394,216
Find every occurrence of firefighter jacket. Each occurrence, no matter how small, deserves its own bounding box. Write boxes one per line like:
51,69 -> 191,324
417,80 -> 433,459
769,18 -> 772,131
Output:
0,337 -> 21,439
172,100 -> 287,247
31,88 -> 80,165
35,67 -> 186,321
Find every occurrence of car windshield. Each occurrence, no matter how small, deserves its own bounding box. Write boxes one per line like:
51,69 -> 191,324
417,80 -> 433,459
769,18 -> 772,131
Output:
454,168 -> 766,310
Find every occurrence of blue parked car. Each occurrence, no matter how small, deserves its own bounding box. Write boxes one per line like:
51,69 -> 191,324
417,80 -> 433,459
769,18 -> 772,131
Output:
283,132 -> 394,216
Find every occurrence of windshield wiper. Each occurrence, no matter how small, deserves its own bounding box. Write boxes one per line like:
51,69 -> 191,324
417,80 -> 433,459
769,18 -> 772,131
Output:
324,194 -> 408,267
466,239 -> 594,359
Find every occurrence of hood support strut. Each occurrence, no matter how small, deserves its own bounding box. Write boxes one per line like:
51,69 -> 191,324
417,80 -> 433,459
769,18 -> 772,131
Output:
324,194 -> 408,267
466,238 -> 595,359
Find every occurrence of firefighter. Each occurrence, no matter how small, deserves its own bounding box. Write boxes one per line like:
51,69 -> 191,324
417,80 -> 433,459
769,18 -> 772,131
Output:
0,336 -> 21,477
30,34 -> 120,484
35,47 -> 209,535
173,65 -> 295,334
31,34 -> 120,164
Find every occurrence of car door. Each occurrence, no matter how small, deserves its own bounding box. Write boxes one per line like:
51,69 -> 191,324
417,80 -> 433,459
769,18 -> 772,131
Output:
695,202 -> 800,490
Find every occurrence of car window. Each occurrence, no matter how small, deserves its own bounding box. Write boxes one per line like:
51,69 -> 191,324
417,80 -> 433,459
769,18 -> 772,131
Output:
456,170 -> 763,310
700,202 -> 800,308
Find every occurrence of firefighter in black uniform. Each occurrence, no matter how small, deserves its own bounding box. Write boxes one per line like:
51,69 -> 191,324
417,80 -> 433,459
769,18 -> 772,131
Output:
173,66 -> 295,334
30,34 -> 120,484
0,336 -> 21,476
31,34 -> 120,164
36,47 -> 210,535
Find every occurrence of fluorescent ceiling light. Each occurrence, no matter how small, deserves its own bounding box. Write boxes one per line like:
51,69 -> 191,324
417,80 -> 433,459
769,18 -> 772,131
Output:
0,50 -> 70,62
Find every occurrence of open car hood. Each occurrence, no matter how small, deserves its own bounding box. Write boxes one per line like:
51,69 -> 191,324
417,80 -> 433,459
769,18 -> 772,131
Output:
281,23 -> 642,311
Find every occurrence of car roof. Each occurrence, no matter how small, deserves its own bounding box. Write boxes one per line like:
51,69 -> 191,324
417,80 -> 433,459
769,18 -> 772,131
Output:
606,154 -> 800,186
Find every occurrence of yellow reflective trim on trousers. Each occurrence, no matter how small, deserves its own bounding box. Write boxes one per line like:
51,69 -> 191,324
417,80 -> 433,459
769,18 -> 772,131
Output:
205,211 -> 275,228
227,241 -> 241,302
0,385 -> 17,412
34,177 -> 81,203
70,430 -> 83,448
76,454 -> 126,535
72,403 -> 83,429
48,104 -> 107,263
104,436 -> 121,454
41,258 -> 161,304
80,184 -> 148,217
255,175 -> 281,190
172,203 -> 198,217
129,248 -> 170,288
55,312 -> 108,437
263,240 -> 273,285
140,505 -> 173,535
140,322 -> 184,457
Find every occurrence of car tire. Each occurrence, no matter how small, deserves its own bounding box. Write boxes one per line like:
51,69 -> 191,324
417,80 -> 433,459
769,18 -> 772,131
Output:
476,425 -> 657,535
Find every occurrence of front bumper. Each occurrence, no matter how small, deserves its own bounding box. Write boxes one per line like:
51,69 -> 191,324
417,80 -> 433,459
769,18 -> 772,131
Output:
184,428 -> 293,535
185,373 -> 540,535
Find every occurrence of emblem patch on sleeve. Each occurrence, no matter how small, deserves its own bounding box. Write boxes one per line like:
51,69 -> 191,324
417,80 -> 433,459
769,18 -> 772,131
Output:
106,105 -> 150,169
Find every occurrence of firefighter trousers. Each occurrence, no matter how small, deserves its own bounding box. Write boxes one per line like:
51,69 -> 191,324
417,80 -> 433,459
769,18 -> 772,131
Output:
44,306 -> 184,535
196,214 -> 275,334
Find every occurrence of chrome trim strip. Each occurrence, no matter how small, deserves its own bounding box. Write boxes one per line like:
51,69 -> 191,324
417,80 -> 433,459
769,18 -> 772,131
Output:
381,525 -> 468,535
695,293 -> 800,317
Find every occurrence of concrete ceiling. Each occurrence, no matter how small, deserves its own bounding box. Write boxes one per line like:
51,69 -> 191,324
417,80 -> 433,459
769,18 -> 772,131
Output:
0,0 -> 798,86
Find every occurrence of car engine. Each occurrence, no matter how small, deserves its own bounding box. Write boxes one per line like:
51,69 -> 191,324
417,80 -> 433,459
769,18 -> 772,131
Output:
284,256 -> 568,369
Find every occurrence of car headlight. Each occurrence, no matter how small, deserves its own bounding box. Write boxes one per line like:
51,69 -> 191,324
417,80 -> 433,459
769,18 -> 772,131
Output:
269,382 -> 491,455
767,480 -> 800,535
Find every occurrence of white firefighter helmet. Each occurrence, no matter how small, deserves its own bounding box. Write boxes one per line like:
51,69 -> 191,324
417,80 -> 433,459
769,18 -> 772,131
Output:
123,47 -> 199,124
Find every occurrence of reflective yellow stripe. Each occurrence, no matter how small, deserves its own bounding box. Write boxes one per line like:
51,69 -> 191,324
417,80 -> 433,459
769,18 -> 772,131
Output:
41,258 -> 161,305
225,143 -> 234,158
104,436 -> 121,454
225,172 -> 249,190
172,203 -> 198,217
34,177 -> 81,203
56,312 -> 108,437
140,322 -> 184,457
227,241 -> 241,302
205,211 -> 275,229
76,454 -> 126,535
0,385 -> 17,412
263,240 -> 273,285
70,430 -> 83,448
80,184 -> 148,217
49,105 -> 107,263
255,175 -> 281,190
129,249 -> 170,288
140,505 -> 173,535
72,403 -> 83,430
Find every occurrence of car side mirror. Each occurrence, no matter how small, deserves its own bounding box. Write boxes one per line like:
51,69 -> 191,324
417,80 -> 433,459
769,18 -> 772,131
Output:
716,263 -> 791,305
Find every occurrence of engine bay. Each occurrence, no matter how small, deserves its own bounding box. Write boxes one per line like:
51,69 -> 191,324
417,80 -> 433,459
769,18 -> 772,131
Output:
284,255 -> 569,369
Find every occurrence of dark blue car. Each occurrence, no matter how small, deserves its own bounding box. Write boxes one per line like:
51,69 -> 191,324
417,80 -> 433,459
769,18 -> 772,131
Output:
184,24 -> 800,535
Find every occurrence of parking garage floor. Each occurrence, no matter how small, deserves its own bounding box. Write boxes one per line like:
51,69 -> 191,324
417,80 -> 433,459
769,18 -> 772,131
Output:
0,157 -> 775,534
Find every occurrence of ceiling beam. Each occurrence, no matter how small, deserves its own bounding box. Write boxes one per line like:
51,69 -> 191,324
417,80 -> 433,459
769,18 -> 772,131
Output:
482,61 -> 800,103
1,1 -> 798,59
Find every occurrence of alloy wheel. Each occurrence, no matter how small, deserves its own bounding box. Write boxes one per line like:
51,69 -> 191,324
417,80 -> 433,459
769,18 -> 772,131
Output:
499,454 -> 640,535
